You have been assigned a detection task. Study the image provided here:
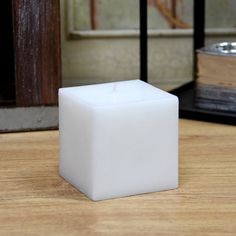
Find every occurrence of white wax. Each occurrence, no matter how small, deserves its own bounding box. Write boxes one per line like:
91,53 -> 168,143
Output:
59,80 -> 178,201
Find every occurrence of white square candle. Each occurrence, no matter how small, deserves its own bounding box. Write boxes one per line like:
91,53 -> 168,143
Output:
59,80 -> 178,201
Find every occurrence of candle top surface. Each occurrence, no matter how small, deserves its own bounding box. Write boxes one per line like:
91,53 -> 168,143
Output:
59,80 -> 176,107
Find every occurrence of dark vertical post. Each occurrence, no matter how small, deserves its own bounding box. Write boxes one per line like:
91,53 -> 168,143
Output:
0,0 -> 16,104
13,0 -> 61,106
140,0 -> 148,83
193,0 -> 205,79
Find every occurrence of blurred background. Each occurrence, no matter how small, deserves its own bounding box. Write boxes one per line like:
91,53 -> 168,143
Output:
61,0 -> 236,90
1,0 -> 236,131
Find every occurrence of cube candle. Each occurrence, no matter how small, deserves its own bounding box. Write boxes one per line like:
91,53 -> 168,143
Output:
59,80 -> 178,201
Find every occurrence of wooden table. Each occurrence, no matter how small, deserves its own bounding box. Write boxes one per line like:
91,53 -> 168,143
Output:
0,119 -> 236,235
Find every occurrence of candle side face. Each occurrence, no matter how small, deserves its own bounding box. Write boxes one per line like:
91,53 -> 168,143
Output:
91,98 -> 178,200
60,80 -> 175,107
59,92 -> 94,196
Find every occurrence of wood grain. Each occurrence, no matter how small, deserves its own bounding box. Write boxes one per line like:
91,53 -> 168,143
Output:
197,53 -> 236,88
13,0 -> 61,106
0,119 -> 236,235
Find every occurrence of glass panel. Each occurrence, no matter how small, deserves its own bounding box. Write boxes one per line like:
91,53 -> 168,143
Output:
74,0 -> 139,30
195,0 -> 236,115
148,0 -> 193,90
148,0 -> 192,29
205,0 -> 236,28
205,0 -> 236,46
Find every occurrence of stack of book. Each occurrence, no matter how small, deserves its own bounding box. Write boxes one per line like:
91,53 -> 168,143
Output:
195,42 -> 236,113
